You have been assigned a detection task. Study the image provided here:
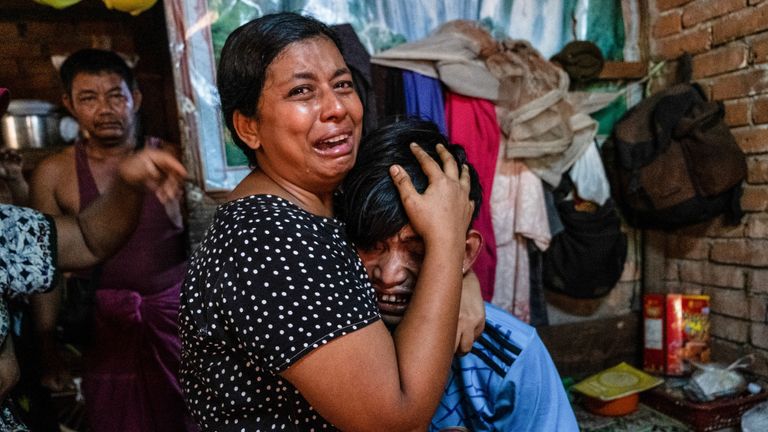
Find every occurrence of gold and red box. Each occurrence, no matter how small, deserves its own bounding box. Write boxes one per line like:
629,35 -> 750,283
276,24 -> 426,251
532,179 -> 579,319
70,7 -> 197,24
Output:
643,293 -> 710,376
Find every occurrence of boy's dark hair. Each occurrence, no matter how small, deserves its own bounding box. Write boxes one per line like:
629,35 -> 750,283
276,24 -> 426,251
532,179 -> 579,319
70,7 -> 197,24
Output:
217,12 -> 343,167
340,118 -> 482,250
60,49 -> 136,96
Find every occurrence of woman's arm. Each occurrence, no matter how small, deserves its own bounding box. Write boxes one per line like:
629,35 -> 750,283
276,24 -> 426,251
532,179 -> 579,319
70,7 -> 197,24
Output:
282,144 -> 473,431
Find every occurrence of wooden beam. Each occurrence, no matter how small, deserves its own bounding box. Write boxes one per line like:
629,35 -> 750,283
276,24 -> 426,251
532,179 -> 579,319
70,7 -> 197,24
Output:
537,312 -> 641,378
599,61 -> 648,80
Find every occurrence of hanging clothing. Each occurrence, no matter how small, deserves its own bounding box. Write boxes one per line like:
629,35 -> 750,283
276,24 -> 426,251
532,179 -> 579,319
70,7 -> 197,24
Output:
73,138 -> 194,432
332,23 -> 379,135
402,71 -> 447,134
484,39 -> 597,187
490,157 -> 551,323
445,92 -> 500,301
371,20 -> 500,101
372,64 -> 407,124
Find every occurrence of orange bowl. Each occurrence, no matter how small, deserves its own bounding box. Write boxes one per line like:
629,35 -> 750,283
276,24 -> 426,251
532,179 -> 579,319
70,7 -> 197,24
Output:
584,393 -> 639,416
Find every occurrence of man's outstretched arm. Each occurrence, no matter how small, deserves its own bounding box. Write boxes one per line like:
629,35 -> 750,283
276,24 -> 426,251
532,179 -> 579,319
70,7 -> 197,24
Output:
54,148 -> 187,270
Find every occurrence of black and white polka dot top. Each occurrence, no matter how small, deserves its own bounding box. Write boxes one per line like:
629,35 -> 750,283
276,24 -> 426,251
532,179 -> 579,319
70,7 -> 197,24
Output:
180,195 -> 380,431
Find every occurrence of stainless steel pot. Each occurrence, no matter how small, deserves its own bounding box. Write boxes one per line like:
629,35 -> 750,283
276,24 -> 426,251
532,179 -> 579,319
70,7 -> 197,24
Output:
1,100 -> 61,149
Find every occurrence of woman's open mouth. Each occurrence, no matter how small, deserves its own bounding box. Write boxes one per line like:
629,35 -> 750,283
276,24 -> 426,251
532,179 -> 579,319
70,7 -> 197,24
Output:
314,134 -> 353,155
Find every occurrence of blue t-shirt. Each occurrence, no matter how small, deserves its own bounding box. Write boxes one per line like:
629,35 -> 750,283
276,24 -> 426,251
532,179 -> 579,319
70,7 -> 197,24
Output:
431,303 -> 578,432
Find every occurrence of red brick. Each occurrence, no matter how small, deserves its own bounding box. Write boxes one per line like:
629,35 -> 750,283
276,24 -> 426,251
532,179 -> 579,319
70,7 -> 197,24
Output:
666,235 -> 711,259
755,95 -> 768,124
709,286 -> 749,317
724,98 -> 751,126
751,322 -> 768,349
692,43 -> 749,78
0,58 -> 19,76
734,126 -> 768,153
22,22 -> 74,41
713,2 -> 768,44
750,295 -> 768,321
749,268 -> 768,293
711,238 -> 768,265
653,27 -> 712,59
0,41 -> 43,58
0,23 -> 20,41
754,33 -> 768,64
711,69 -> 768,100
657,0 -> 695,11
677,216 -> 745,238
741,184 -> 768,210
710,338 -> 764,370
16,58 -> 57,76
683,0 -> 745,28
747,214 -> 768,237
711,313 -> 750,342
679,259 -> 746,288
665,260 -> 681,281
748,157 -> 768,183
655,11 -> 683,37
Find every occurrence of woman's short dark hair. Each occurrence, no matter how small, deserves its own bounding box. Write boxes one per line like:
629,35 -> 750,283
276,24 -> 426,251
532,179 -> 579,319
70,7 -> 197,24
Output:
340,118 -> 482,250
60,49 -> 136,96
217,12 -> 343,167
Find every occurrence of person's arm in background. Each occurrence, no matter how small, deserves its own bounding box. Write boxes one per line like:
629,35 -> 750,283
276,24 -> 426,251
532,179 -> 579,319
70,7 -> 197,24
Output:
29,148 -> 186,391
54,148 -> 185,268
0,148 -> 29,206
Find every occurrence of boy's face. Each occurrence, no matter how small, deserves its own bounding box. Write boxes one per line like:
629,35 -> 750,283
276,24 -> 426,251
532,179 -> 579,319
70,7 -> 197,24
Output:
357,225 -> 424,327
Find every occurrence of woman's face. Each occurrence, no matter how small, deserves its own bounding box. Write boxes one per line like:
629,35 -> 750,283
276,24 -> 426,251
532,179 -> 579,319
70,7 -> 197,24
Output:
250,36 -> 363,193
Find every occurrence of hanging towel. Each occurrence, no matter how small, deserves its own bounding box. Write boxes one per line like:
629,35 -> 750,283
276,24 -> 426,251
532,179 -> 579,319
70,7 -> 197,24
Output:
490,156 -> 551,323
445,92 -> 500,301
372,20 -> 500,101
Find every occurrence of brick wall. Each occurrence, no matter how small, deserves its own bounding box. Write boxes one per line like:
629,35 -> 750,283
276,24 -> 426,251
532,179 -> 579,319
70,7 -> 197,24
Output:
650,0 -> 768,375
0,2 -> 178,144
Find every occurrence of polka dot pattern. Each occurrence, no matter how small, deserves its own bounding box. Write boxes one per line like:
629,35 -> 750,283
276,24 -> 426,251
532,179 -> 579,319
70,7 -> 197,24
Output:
180,195 -> 379,430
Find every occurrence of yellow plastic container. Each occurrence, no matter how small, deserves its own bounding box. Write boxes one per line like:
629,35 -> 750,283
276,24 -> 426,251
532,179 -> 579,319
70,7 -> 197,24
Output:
102,0 -> 158,16
34,0 -> 82,9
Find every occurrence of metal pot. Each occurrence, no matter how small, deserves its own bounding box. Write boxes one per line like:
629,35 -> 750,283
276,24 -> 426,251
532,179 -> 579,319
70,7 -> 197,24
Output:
1,99 -> 61,149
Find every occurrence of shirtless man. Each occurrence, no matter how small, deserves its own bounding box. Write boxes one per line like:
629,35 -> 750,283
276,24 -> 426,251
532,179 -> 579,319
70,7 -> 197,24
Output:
28,49 -> 193,432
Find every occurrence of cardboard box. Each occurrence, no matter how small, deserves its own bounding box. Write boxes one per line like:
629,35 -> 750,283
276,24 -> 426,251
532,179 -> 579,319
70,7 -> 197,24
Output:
643,293 -> 710,376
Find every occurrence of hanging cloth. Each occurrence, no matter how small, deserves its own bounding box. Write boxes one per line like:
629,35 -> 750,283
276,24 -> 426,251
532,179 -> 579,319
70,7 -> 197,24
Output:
332,24 -> 379,135
490,156 -> 551,323
445,92 -> 500,301
371,20 -> 500,101
484,39 -> 598,187
402,71 -> 448,134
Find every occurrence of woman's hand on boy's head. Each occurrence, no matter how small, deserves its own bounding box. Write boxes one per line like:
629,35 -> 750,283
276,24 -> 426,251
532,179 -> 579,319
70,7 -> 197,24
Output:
389,143 -> 473,247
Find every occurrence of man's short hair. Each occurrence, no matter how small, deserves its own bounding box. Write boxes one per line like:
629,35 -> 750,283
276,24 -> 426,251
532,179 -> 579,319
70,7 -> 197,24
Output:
59,48 -> 136,96
340,118 -> 482,250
